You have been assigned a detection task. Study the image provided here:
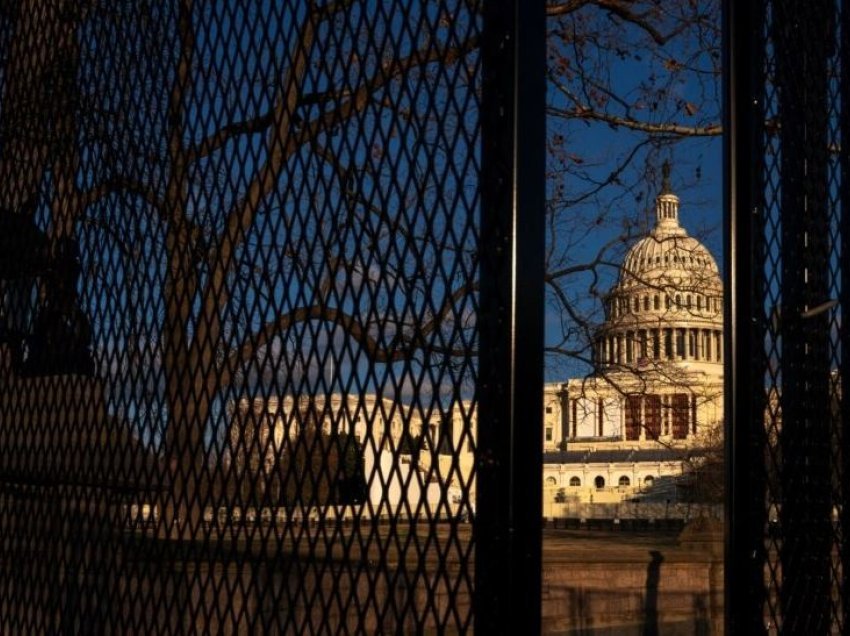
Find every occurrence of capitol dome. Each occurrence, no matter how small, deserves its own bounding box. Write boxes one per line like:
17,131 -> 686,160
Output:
594,163 -> 723,378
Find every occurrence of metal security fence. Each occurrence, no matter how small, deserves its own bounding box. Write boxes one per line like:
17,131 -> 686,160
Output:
728,0 -> 849,633
0,2 -> 544,633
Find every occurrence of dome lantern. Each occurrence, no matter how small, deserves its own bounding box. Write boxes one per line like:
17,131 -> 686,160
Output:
655,160 -> 682,233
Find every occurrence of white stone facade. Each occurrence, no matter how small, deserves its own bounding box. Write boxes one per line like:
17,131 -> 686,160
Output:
543,170 -> 724,503
228,394 -> 476,515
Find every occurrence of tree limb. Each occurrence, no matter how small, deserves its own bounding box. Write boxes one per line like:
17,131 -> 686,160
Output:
78,176 -> 166,218
546,0 -> 591,17
295,35 -> 480,151
227,281 -> 477,372
197,32 -> 480,358
186,111 -> 275,164
547,0 -> 695,46
547,105 -> 722,137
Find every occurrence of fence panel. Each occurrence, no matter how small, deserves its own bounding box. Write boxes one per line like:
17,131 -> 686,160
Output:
728,0 -> 848,632
0,2 -> 544,632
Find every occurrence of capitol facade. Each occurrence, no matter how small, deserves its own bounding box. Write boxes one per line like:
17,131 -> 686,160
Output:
542,166 -> 724,505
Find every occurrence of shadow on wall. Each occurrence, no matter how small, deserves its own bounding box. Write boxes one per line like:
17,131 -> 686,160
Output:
642,550 -> 663,636
541,546 -> 722,634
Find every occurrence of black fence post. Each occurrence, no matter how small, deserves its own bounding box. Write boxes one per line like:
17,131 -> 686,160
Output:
842,2 -> 850,630
725,0 -> 768,630
477,1 -> 546,633
728,0 -> 843,632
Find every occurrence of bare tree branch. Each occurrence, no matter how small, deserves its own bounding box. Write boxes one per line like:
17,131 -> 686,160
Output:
186,112 -> 275,164
78,177 -> 166,218
227,280 -> 476,373
548,105 -> 721,137
196,31 -> 480,360
295,35 -> 480,150
547,0 -> 697,46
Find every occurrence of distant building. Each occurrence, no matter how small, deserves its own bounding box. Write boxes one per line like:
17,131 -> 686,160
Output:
543,165 -> 724,505
226,394 -> 475,516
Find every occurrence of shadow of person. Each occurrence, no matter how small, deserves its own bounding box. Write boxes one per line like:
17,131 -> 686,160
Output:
693,593 -> 710,636
643,550 -> 664,636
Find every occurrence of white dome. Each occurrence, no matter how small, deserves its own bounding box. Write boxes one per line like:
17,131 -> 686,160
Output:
593,171 -> 723,378
617,193 -> 721,294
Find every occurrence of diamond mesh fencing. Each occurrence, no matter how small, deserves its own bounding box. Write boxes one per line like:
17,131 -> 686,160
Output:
0,2 -> 541,632
734,0 -> 849,632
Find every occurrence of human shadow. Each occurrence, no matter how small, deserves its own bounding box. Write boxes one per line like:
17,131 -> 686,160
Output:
693,593 -> 710,636
642,550 -> 664,636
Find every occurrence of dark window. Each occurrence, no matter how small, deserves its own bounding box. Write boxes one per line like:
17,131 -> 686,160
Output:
597,399 -> 604,436
625,395 -> 641,441
672,394 -> 690,439
570,477 -> 581,487
595,476 -> 605,489
644,395 -> 661,439
618,476 -> 631,487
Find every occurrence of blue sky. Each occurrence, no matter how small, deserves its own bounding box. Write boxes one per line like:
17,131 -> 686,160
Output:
543,4 -> 722,381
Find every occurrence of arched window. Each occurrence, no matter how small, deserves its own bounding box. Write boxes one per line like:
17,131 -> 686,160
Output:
675,294 -> 681,308
686,294 -> 692,309
643,296 -> 650,311
633,297 -> 639,312
653,295 -> 660,310
546,476 -> 557,486
569,476 -> 581,487
644,475 -> 655,487
594,476 -> 605,489
697,295 -> 702,310
618,476 -> 631,487
665,296 -> 672,309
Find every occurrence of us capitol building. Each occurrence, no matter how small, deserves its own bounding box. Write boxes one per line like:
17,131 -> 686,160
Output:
542,165 -> 723,503
230,166 -> 723,513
